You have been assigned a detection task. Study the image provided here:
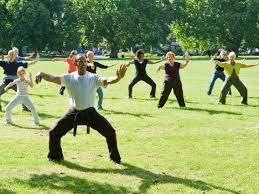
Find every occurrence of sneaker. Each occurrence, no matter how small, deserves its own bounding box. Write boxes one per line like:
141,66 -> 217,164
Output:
150,95 -> 156,98
218,102 -> 225,105
97,106 -> 104,110
241,101 -> 248,105
111,158 -> 121,164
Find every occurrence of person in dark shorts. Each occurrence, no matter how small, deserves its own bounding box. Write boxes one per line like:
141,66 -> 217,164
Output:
214,52 -> 258,105
207,50 -> 231,95
127,49 -> 164,98
35,55 -> 128,164
157,51 -> 190,108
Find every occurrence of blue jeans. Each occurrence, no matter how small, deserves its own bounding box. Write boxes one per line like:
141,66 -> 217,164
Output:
208,71 -> 231,95
97,87 -> 103,108
5,95 -> 40,124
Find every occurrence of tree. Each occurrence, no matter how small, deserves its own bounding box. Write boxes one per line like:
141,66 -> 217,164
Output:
173,0 -> 259,54
6,0 -> 52,51
73,0 -> 174,58
0,0 -> 11,50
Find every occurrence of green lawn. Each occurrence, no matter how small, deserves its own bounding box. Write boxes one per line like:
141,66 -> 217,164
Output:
0,59 -> 258,194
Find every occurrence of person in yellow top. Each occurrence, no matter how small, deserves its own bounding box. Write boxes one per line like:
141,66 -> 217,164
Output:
214,52 -> 258,105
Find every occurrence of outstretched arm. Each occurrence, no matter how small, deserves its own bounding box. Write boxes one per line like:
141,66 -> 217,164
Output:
126,60 -> 135,67
4,81 -> 16,92
240,62 -> 258,68
214,60 -> 226,67
148,56 -> 165,64
35,72 -> 61,85
103,64 -> 127,86
156,64 -> 165,72
27,53 -> 40,66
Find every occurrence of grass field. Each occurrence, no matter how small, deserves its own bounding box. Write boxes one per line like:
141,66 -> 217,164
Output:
0,59 -> 258,194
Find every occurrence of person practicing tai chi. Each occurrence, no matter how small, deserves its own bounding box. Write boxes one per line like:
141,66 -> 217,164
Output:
214,52 -> 258,105
207,50 -> 232,95
35,55 -> 128,164
52,50 -> 78,95
0,50 -> 39,111
127,49 -> 164,98
13,47 -> 34,62
157,51 -> 190,108
87,51 -> 116,110
4,67 -> 40,125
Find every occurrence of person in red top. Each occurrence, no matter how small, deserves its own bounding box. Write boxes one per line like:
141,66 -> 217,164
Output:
52,50 -> 77,95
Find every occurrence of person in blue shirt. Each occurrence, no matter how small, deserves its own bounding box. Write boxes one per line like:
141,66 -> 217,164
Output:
0,50 -> 39,111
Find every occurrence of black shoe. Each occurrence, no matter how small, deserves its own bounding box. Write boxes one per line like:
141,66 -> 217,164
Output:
111,158 -> 121,164
128,96 -> 132,99
48,152 -> 64,162
218,102 -> 225,105
241,101 -> 248,105
150,95 -> 155,98
207,92 -> 211,96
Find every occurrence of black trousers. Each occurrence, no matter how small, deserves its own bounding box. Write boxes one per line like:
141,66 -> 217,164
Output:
48,107 -> 121,162
158,79 -> 186,108
128,74 -> 156,97
219,75 -> 247,104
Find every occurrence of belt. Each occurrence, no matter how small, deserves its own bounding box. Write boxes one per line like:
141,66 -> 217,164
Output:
72,107 -> 93,136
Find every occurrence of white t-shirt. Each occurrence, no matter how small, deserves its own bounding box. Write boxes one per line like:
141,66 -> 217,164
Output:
9,79 -> 30,96
60,71 -> 104,110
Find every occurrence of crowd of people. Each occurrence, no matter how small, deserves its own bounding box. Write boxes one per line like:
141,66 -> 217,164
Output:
0,47 -> 258,164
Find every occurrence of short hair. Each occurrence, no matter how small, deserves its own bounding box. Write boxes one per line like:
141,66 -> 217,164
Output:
87,51 -> 94,58
69,50 -> 77,58
166,51 -> 175,59
136,49 -> 144,58
8,50 -> 14,56
75,54 -> 87,64
12,47 -> 19,55
17,66 -> 26,73
228,51 -> 236,58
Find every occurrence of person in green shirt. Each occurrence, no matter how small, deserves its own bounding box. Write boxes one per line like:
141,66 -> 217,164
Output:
214,52 -> 258,105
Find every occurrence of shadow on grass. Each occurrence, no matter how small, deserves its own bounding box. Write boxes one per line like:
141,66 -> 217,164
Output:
30,93 -> 58,98
38,112 -> 60,119
173,107 -> 242,115
14,173 -> 130,194
51,161 -> 240,194
9,123 -> 49,130
0,189 -> 16,194
103,109 -> 153,118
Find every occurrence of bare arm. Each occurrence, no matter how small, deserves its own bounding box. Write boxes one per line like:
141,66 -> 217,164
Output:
35,72 -> 61,85
240,62 -> 258,68
126,60 -> 135,67
180,55 -> 190,69
214,60 -> 226,67
148,56 -> 165,65
27,60 -> 39,66
156,64 -> 165,72
103,64 -> 127,86
28,72 -> 33,88
4,81 -> 16,92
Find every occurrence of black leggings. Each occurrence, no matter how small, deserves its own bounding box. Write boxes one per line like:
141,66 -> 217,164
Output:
158,80 -> 185,108
128,74 -> 156,97
48,107 -> 121,162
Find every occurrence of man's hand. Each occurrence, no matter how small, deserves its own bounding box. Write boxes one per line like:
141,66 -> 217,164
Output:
116,64 -> 127,80
35,72 -> 43,84
4,87 -> 9,92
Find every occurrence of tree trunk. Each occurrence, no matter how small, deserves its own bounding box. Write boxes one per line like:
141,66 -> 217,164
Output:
110,44 -> 118,58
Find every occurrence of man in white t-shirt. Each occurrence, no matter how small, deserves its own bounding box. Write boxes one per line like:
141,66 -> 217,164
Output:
35,55 -> 127,164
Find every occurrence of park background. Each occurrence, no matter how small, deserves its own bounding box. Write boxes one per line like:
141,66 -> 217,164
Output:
0,0 -> 259,194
